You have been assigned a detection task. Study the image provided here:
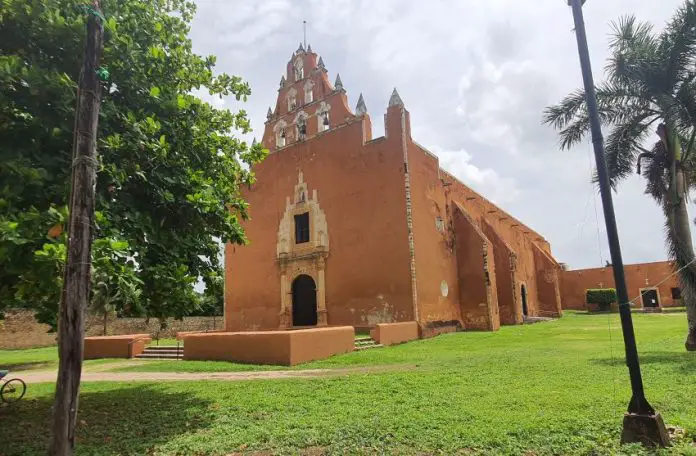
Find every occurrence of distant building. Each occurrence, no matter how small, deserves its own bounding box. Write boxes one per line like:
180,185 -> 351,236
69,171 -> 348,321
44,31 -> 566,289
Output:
225,45 -> 562,335
561,261 -> 682,310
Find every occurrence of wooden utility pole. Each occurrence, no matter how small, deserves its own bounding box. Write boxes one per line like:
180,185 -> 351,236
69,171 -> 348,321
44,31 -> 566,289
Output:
49,1 -> 103,454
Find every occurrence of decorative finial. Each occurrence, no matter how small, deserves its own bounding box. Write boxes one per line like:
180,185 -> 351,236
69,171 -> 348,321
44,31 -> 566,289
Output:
317,57 -> 326,70
267,107 -> 272,119
334,73 -> 343,91
355,93 -> 367,116
280,75 -> 285,87
297,42 -> 304,54
388,88 -> 404,107
307,44 -> 313,53
252,138 -> 257,147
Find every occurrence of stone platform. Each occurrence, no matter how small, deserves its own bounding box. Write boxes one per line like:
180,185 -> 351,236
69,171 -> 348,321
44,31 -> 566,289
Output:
180,326 -> 355,366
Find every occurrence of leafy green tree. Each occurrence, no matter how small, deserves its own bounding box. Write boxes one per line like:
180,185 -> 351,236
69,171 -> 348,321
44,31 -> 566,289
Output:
543,1 -> 696,350
90,239 -> 142,335
0,0 -> 265,323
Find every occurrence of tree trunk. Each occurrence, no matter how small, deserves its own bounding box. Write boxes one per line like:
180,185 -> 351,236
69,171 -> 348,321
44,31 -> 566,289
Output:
665,168 -> 696,351
49,3 -> 103,455
103,311 -> 107,336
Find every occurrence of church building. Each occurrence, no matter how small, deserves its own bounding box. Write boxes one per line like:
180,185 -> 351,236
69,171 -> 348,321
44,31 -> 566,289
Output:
225,44 -> 563,335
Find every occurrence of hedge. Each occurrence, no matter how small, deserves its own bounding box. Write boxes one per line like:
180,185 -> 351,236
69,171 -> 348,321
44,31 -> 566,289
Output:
585,288 -> 617,311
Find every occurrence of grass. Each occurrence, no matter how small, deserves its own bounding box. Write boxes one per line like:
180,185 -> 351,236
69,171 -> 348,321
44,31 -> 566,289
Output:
0,346 -> 59,372
1,312 -> 695,455
148,337 -> 180,346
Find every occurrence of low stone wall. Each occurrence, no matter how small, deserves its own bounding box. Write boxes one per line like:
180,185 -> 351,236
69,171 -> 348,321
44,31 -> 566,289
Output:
182,326 -> 355,366
84,334 -> 151,359
0,310 -> 56,349
0,309 -> 223,349
370,321 -> 419,346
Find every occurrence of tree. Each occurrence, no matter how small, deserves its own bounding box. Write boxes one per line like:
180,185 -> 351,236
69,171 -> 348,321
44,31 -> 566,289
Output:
90,238 -> 142,335
0,0 -> 264,324
543,1 -> 696,350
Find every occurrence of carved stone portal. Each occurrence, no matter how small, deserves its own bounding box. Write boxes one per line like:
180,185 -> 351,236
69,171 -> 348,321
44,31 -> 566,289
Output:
277,171 -> 329,328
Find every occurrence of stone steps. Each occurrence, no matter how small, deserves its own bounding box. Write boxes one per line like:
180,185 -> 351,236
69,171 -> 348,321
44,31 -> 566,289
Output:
135,338 -> 384,359
135,345 -> 183,360
354,337 -> 383,351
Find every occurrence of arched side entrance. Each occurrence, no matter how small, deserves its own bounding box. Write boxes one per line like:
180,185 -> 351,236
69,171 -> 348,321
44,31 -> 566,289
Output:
292,274 -> 318,326
521,284 -> 529,317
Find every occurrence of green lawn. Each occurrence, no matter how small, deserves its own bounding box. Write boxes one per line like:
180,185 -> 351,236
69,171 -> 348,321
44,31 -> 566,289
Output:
0,346 -> 58,371
1,313 -> 695,455
0,346 -> 132,373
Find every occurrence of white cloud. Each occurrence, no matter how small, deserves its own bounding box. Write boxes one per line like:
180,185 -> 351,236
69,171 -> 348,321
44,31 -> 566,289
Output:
428,145 -> 520,206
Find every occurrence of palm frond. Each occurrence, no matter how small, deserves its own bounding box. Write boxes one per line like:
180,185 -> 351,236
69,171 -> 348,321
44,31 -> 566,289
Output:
603,114 -> 659,186
606,15 -> 662,95
544,81 -> 658,150
542,89 -> 586,130
675,75 -> 696,129
643,141 -> 669,201
557,115 -> 590,150
660,1 -> 696,91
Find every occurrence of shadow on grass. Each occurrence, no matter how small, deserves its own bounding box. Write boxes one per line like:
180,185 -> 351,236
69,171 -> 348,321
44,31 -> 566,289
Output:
0,384 -> 213,456
2,361 -> 56,372
591,351 -> 696,374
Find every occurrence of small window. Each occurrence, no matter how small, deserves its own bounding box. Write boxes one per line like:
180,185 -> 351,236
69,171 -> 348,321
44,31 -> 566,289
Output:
288,95 -> 297,111
671,287 -> 682,299
295,212 -> 310,244
277,128 -> 286,147
305,86 -> 313,104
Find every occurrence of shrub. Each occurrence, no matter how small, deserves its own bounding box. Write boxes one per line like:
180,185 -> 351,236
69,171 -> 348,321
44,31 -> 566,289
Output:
585,288 -> 617,311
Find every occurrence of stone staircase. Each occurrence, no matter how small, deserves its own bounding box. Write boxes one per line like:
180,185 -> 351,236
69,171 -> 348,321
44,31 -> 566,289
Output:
135,345 -> 183,360
354,336 -> 383,351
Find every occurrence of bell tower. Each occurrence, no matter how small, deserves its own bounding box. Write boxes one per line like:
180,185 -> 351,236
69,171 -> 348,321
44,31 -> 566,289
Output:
261,44 -> 360,152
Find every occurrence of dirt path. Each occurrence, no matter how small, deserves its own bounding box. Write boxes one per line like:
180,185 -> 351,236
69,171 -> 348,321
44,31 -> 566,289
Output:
17,363 -> 416,384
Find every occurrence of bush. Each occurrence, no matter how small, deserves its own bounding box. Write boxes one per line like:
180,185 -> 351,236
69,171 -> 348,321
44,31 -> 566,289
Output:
585,288 -> 617,312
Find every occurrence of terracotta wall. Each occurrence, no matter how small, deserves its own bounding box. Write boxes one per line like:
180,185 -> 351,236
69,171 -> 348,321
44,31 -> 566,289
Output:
561,261 -> 681,309
532,244 -> 563,317
183,326 -> 354,365
227,114 -> 413,330
83,334 -> 151,359
370,321 -> 419,346
263,50 -> 349,149
438,169 -> 559,325
0,310 -> 222,349
406,136 -> 463,326
482,220 -> 520,325
453,203 -> 499,330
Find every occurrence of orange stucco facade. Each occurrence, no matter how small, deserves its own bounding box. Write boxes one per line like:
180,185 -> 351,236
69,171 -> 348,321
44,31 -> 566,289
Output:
225,45 -> 563,333
561,261 -> 682,310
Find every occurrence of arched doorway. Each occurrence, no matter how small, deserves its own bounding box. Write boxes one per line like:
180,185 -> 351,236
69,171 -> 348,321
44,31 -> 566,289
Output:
521,284 -> 529,317
292,275 -> 317,326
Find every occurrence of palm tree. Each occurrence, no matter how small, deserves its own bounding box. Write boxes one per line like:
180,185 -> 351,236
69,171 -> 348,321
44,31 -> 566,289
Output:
543,1 -> 696,351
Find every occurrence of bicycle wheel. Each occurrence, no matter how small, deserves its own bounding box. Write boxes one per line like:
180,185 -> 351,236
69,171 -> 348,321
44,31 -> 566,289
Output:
1,379 -> 26,403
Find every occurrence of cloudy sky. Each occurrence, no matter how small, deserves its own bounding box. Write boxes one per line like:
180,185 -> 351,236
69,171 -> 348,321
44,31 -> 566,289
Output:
189,0 -> 692,270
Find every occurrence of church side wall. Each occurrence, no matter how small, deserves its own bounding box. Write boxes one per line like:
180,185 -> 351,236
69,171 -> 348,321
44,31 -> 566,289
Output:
533,243 -> 563,317
406,141 -> 462,325
452,204 -> 500,330
226,119 -> 413,330
482,220 -> 520,325
442,172 -> 547,322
